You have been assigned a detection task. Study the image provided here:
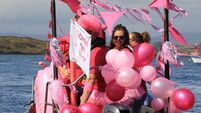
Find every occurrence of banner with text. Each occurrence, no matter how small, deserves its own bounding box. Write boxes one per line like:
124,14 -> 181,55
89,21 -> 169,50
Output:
70,20 -> 91,77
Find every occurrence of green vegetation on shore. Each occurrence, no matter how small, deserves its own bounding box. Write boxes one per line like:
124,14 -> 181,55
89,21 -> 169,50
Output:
0,36 -> 47,54
0,36 -> 199,55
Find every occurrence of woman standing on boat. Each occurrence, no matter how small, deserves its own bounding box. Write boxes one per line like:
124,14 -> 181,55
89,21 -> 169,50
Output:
110,24 -> 131,51
141,31 -> 151,43
78,14 -> 109,109
129,31 -> 144,49
110,25 -> 147,113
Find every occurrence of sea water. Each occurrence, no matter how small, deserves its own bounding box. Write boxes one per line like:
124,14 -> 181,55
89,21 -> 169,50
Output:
0,55 -> 200,113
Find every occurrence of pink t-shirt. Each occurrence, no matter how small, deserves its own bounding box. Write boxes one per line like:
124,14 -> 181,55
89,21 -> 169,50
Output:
90,46 -> 108,92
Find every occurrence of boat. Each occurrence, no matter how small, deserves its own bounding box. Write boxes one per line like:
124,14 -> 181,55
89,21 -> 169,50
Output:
191,56 -> 201,63
190,43 -> 201,63
27,0 -> 195,113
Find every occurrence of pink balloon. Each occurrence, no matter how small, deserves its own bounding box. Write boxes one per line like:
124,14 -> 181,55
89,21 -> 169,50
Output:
151,77 -> 175,98
106,80 -> 126,101
172,88 -> 195,111
114,51 -> 134,68
60,104 -> 78,113
78,103 -> 101,113
127,72 -> 142,89
105,49 -> 120,64
140,65 -> 156,81
116,68 -> 140,88
101,64 -> 118,84
151,98 -> 164,111
133,43 -> 156,67
51,80 -> 68,109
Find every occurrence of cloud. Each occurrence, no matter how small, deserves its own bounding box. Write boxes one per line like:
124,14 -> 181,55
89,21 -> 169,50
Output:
0,0 -> 200,40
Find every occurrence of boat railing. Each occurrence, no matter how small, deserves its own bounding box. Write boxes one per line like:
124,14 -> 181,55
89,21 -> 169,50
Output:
43,66 -> 101,113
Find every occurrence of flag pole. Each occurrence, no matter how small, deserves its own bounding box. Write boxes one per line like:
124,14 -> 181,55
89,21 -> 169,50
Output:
164,0 -> 170,79
51,0 -> 58,80
164,0 -> 170,113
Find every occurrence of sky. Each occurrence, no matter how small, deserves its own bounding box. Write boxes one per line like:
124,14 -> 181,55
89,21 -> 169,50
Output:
0,0 -> 201,43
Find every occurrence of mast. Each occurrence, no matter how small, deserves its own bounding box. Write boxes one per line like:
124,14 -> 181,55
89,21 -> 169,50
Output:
51,0 -> 58,80
164,0 -> 170,113
164,0 -> 170,80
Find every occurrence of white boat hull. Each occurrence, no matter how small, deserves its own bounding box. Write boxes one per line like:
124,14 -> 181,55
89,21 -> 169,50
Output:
191,56 -> 201,63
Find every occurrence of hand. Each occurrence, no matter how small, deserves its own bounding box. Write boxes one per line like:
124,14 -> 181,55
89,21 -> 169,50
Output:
58,66 -> 70,79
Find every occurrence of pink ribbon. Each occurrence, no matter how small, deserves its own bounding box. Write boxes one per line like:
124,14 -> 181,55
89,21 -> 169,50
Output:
169,24 -> 188,46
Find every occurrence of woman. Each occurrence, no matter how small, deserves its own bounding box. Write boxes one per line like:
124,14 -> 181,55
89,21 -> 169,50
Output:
110,24 -> 130,51
110,25 -> 147,113
129,31 -> 144,49
78,14 -> 108,109
141,31 -> 151,43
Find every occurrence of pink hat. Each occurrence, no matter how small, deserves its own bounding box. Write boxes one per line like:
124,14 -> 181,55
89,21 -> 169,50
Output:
96,29 -> 106,39
77,14 -> 106,39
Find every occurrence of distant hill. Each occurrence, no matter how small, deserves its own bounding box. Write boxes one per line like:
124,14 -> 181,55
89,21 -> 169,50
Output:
0,36 -> 47,54
0,35 -> 199,55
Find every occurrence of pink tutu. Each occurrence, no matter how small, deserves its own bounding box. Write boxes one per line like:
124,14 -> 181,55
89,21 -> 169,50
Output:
87,90 -> 106,106
117,87 -> 146,105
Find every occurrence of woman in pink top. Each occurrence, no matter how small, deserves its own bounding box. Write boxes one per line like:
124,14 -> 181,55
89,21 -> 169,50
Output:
110,24 -> 131,51
110,25 -> 147,113
77,14 -> 109,109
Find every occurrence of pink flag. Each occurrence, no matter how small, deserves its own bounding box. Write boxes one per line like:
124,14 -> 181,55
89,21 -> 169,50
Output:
60,0 -> 80,13
169,25 -> 188,46
149,0 -> 169,9
100,11 -> 126,35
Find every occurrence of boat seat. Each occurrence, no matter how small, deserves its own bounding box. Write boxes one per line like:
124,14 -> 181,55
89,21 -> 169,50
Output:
102,103 -> 133,113
140,105 -> 154,113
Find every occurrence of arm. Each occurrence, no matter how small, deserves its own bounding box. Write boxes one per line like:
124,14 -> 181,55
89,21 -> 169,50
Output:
80,73 -> 96,104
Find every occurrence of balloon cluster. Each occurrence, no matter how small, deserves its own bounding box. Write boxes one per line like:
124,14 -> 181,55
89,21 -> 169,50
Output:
56,43 -> 195,112
101,43 -> 195,111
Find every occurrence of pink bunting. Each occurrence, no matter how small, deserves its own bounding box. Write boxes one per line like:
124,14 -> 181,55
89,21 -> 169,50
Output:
60,0 -> 80,13
149,0 -> 187,16
95,0 -> 122,11
169,25 -> 188,46
168,2 -> 187,15
127,8 -> 145,24
149,0 -> 169,9
141,8 -> 151,23
100,11 -> 126,35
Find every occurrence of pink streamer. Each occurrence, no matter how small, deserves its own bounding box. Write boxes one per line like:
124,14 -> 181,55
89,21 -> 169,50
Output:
169,25 -> 188,46
127,8 -> 145,24
142,8 -> 164,32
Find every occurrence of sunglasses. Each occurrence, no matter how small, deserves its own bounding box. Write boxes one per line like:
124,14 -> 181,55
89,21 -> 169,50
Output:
113,36 -> 124,40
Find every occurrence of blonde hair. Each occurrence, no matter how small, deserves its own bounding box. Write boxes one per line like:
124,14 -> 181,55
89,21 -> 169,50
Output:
130,32 -> 143,43
142,31 -> 151,43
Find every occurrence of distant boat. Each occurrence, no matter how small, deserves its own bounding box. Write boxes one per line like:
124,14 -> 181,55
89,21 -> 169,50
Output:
191,43 -> 201,63
191,56 -> 201,63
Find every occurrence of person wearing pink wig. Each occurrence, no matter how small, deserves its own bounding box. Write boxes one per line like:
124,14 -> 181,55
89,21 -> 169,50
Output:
77,14 -> 109,109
